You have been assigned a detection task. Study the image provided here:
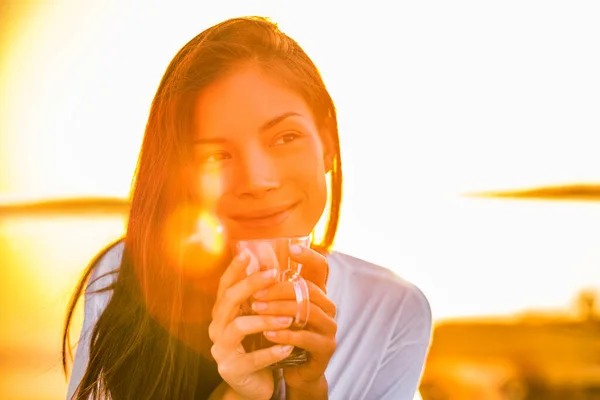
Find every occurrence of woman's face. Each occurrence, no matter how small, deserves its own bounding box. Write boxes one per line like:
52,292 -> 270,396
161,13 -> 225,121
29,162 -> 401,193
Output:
191,66 -> 330,241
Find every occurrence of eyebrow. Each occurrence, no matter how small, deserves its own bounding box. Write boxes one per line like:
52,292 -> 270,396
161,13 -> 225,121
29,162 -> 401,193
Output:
259,111 -> 302,132
193,111 -> 302,145
193,137 -> 227,145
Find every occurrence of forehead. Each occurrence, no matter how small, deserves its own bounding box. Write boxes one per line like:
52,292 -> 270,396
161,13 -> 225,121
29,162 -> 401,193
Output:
193,67 -> 315,139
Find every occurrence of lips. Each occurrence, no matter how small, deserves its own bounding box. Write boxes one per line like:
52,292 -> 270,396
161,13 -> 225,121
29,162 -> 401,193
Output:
231,202 -> 299,228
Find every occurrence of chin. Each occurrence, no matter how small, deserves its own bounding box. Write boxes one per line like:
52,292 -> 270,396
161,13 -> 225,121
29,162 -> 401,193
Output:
228,226 -> 304,241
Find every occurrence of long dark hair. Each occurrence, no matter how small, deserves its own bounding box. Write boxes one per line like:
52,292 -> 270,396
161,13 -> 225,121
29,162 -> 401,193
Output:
62,16 -> 343,399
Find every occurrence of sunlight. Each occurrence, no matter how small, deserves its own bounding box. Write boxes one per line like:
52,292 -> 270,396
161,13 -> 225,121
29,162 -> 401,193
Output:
1,0 -> 599,322
1,0 -> 599,324
3,2 -> 597,201
0,1 -> 343,200
0,215 -> 126,298
190,211 -> 226,255
2,2 -> 600,399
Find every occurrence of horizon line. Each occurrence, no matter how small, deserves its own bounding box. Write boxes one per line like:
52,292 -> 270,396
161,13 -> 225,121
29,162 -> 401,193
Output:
1,182 -> 600,214
0,196 -> 130,215
464,183 -> 600,201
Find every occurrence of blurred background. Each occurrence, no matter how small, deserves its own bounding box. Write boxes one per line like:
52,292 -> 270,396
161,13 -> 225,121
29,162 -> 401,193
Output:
1,1 -> 599,399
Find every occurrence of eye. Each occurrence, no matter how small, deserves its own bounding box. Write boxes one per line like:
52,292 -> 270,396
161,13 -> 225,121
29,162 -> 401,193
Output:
201,151 -> 231,164
272,131 -> 303,146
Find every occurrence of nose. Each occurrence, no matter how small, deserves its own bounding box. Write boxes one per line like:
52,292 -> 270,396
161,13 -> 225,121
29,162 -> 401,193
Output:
234,148 -> 280,199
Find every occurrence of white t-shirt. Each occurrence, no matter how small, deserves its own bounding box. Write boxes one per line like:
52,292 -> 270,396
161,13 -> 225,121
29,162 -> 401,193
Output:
67,242 -> 432,400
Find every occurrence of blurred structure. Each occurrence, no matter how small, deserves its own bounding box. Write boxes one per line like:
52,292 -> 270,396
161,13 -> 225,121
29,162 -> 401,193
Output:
420,184 -> 600,399
467,184 -> 600,203
2,185 -> 600,399
420,291 -> 600,399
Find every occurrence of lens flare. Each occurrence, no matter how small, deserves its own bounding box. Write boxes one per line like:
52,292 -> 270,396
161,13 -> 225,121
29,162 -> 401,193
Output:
187,211 -> 225,255
163,205 -> 227,281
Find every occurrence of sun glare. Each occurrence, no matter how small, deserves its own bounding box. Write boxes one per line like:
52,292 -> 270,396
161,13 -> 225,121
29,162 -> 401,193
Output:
190,211 -> 226,255
0,1 -> 340,200
2,2 -> 600,399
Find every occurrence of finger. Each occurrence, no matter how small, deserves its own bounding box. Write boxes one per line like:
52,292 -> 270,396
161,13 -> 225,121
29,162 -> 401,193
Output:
216,249 -> 252,301
249,299 -> 337,335
216,344 -> 295,380
261,329 -> 336,362
209,269 -> 279,341
253,241 -> 279,271
254,280 -> 337,319
289,245 -> 328,291
212,314 -> 294,356
218,268 -> 278,317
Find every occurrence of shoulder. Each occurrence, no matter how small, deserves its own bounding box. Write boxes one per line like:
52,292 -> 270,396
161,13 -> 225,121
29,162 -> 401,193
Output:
66,240 -> 125,400
327,251 -> 432,340
323,252 -> 432,397
327,251 -> 429,306
87,239 -> 124,291
83,239 -> 124,317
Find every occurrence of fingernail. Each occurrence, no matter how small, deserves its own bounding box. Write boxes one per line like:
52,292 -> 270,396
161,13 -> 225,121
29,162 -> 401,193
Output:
279,345 -> 293,353
246,264 -> 258,276
237,249 -> 247,261
260,268 -> 278,279
245,251 -> 259,275
277,316 -> 292,325
254,290 -> 267,298
264,331 -> 276,338
289,244 -> 302,255
235,250 -> 246,263
252,301 -> 267,311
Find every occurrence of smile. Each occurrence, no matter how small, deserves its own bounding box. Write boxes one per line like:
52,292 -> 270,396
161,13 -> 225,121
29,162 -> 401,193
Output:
231,202 -> 299,229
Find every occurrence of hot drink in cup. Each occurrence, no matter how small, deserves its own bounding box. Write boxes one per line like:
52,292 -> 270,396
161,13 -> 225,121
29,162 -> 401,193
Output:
233,236 -> 310,368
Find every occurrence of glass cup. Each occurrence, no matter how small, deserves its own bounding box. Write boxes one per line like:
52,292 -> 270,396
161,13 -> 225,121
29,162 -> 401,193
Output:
232,236 -> 311,368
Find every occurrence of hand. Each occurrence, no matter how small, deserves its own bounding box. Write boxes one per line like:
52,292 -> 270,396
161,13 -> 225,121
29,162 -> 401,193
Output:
208,250 -> 297,400
249,245 -> 336,397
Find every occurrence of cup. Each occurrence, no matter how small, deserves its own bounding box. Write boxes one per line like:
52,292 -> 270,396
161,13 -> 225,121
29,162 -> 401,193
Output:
232,236 -> 310,368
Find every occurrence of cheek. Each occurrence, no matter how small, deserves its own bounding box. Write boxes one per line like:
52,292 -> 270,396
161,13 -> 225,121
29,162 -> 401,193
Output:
296,164 -> 328,223
191,169 -> 226,208
200,173 -> 224,203
189,168 -> 230,231
313,171 -> 329,214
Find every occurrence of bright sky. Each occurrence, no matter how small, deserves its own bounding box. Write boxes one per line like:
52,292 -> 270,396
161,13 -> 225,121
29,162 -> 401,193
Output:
1,1 -> 600,320
2,1 -> 599,200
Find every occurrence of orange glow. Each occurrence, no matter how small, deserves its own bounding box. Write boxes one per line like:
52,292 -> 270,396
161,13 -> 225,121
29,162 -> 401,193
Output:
2,2 -> 600,400
163,205 -> 227,282
188,211 -> 226,255
0,214 -> 126,400
198,169 -> 225,204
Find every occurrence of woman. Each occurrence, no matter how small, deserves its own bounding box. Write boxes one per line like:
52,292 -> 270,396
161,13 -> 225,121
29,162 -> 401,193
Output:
63,16 -> 432,400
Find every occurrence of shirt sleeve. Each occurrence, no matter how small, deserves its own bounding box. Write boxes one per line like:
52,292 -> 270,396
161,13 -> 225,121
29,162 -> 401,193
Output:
368,284 -> 433,400
66,243 -> 122,400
